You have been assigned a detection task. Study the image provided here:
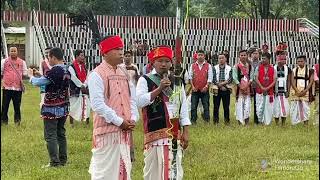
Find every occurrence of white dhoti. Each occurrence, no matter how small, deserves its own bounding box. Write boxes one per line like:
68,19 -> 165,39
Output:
290,100 -> 310,125
273,94 -> 290,118
89,131 -> 132,180
69,94 -> 91,121
235,95 -> 251,125
256,94 -> 273,125
143,141 -> 183,180
314,93 -> 319,125
40,93 -> 45,108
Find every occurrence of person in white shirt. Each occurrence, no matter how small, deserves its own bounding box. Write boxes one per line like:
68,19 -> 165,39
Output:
120,50 -> 140,87
68,50 -> 90,126
1,46 -> 28,126
38,47 -> 52,108
136,46 -> 190,180
87,35 -> 138,180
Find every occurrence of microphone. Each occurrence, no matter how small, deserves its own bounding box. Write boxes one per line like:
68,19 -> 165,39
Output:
162,72 -> 173,97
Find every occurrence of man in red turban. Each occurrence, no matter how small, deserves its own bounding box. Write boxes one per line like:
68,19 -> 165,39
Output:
88,35 -> 139,180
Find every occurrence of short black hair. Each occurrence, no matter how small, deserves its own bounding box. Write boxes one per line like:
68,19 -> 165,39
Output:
261,52 -> 271,60
239,49 -> 247,54
8,45 -> 17,49
124,50 -> 133,56
49,47 -> 64,60
296,55 -> 307,61
74,50 -> 84,57
197,50 -> 205,54
45,47 -> 52,51
218,53 -> 227,58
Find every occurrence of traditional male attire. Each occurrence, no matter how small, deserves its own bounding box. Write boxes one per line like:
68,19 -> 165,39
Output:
136,46 -> 191,180
88,36 -> 139,180
273,63 -> 291,120
68,60 -> 90,122
290,65 -> 313,125
189,59 -> 213,123
255,63 -> 276,125
212,63 -> 233,124
39,58 -> 52,107
1,57 -> 27,125
30,63 -> 70,166
250,57 -> 260,124
313,63 -> 319,125
120,63 -> 140,87
143,63 -> 153,75
232,61 -> 253,125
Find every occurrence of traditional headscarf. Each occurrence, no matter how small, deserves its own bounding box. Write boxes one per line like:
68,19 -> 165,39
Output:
147,46 -> 173,63
99,35 -> 124,55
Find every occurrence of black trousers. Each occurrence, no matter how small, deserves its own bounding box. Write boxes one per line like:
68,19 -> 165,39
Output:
44,117 -> 67,166
191,91 -> 210,122
252,88 -> 259,124
1,89 -> 22,124
213,90 -> 231,123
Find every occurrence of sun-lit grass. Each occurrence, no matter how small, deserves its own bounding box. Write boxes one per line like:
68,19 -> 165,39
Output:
1,82 -> 319,180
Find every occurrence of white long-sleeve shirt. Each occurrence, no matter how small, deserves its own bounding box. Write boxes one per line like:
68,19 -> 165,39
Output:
188,60 -> 213,83
136,69 -> 191,127
68,65 -> 87,88
88,71 -> 139,126
1,58 -> 27,76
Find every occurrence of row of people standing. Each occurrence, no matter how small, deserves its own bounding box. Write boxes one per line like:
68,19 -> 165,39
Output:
188,46 -> 319,126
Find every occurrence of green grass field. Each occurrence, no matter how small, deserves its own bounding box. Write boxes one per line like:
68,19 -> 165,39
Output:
1,82 -> 319,180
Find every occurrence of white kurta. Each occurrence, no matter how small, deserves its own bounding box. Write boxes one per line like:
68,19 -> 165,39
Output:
256,94 -> 273,125
273,94 -> 290,118
136,69 -> 191,180
235,95 -> 251,124
68,66 -> 91,121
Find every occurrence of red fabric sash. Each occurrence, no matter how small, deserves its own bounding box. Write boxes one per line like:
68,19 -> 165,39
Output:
73,60 -> 87,83
146,63 -> 153,74
315,64 -> 319,78
256,64 -> 274,95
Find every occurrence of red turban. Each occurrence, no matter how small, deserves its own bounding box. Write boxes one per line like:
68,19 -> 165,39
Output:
147,46 -> 173,63
99,36 -> 124,55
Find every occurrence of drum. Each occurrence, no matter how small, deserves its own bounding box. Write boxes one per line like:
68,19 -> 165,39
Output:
209,84 -> 219,96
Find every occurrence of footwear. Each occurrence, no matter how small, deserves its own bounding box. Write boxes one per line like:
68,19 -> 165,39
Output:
1,122 -> 8,126
41,163 -> 60,169
59,162 -> 66,166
